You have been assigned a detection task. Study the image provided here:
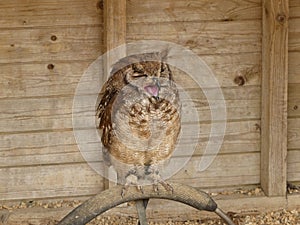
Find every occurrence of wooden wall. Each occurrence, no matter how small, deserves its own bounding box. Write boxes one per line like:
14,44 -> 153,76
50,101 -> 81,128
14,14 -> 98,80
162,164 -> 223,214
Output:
0,0 -> 299,205
288,0 -> 300,183
127,0 -> 262,189
0,0 -> 105,201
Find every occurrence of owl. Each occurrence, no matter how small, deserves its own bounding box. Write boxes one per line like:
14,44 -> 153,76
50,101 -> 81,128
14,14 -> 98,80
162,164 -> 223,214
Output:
97,52 -> 181,195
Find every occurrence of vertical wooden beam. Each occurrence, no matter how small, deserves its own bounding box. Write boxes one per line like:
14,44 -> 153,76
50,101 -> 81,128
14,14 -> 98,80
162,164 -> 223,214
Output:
103,0 -> 127,75
261,0 -> 289,196
103,0 -> 127,189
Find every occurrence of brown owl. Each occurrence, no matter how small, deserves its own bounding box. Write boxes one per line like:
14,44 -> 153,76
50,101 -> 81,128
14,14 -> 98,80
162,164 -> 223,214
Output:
97,52 -> 181,195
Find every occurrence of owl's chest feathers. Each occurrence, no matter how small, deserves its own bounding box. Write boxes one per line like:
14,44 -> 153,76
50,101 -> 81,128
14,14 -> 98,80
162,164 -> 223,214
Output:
107,95 -> 180,162
114,96 -> 179,137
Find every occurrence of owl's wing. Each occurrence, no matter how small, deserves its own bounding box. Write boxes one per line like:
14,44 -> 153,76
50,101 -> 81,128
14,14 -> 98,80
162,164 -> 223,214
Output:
97,84 -> 115,144
96,63 -> 132,122
97,82 -> 115,121
97,70 -> 128,149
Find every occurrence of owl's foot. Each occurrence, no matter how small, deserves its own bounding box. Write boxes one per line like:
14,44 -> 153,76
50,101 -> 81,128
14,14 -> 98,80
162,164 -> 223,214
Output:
121,173 -> 143,198
150,173 -> 173,193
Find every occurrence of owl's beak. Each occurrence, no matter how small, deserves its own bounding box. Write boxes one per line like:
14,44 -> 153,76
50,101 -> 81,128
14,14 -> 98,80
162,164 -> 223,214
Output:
144,78 -> 160,99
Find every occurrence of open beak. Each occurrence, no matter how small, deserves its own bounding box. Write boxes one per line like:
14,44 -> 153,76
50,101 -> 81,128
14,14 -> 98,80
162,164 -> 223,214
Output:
144,78 -> 160,99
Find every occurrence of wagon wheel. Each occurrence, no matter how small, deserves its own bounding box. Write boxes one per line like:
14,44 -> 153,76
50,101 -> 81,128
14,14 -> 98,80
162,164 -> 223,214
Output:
57,182 -> 236,225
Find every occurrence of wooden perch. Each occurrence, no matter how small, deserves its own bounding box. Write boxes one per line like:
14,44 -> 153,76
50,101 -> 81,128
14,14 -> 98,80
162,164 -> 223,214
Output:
57,182 -> 235,225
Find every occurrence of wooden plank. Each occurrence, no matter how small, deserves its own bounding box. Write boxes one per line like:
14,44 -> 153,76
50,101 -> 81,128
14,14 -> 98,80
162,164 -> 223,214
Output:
0,163 -> 104,201
288,84 -> 300,118
0,86 -> 261,133
0,131 -> 78,159
0,97 -> 73,133
261,0 -> 289,196
0,120 -> 261,168
288,52 -> 300,84
0,0 -> 102,28
289,18 -> 300,51
290,0 -> 300,18
127,20 -> 261,55
0,153 -> 259,201
200,53 -> 262,87
0,207 -> 71,225
103,0 -> 127,189
0,61 -> 94,98
171,152 -> 260,188
0,26 -> 103,64
0,53 -> 261,98
0,130 -> 99,168
180,87 -> 261,122
103,0 -> 126,74
287,150 -> 300,182
288,118 -> 300,150
171,53 -> 261,89
127,0 -> 262,23
288,9 -> 300,186
104,0 -> 126,51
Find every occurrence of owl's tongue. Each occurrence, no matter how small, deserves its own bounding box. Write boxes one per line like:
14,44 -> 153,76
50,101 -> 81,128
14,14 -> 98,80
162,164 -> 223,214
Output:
144,84 -> 159,97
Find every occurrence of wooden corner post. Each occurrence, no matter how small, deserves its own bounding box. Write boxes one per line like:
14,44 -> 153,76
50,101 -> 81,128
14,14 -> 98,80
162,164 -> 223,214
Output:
261,0 -> 289,196
103,0 -> 127,189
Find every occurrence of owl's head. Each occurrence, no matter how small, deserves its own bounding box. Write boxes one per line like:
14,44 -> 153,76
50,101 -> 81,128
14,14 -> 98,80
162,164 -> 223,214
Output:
111,52 -> 174,100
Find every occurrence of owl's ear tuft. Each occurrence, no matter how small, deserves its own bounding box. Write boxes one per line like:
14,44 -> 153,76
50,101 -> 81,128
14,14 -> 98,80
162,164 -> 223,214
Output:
132,63 -> 144,73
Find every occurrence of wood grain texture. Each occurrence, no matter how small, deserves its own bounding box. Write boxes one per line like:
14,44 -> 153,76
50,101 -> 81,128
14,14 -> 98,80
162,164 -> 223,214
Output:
127,0 -> 261,23
1,0 -> 299,205
288,84 -> 300,118
0,26 -> 103,64
127,20 -> 261,55
103,0 -> 126,75
261,0 -> 289,196
0,152 -> 259,201
287,149 -> 300,182
104,0 -> 126,51
288,118 -> 300,150
103,0 -> 127,189
0,119 -> 260,168
170,153 -> 260,188
0,86 -> 261,134
0,0 -> 102,28
288,0 -> 300,185
0,62 -> 94,98
290,0 -> 300,18
0,53 -> 261,99
288,52 -> 300,84
289,18 -> 300,51
0,163 -> 104,201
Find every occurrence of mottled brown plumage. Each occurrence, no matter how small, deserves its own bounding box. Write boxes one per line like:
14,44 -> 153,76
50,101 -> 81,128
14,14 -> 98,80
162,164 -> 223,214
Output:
97,52 -> 181,194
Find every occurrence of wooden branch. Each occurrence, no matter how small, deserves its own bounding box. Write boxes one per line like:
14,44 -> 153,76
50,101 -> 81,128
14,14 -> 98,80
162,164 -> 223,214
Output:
261,0 -> 289,196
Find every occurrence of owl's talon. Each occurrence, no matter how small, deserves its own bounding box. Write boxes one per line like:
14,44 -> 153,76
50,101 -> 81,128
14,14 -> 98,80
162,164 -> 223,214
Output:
137,185 -> 144,194
121,186 -> 128,198
121,184 -> 144,198
160,181 -> 174,193
121,172 -> 144,197
153,183 -> 159,192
